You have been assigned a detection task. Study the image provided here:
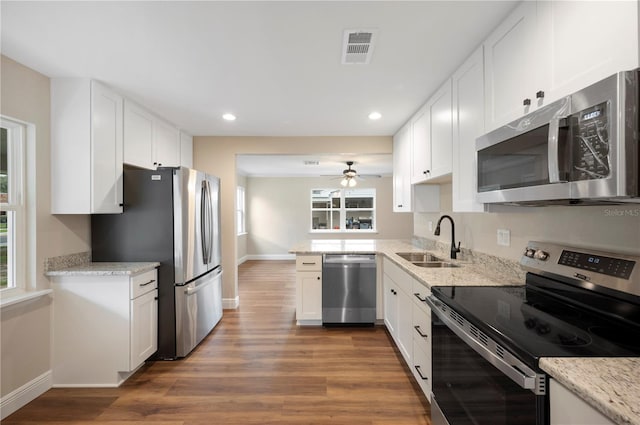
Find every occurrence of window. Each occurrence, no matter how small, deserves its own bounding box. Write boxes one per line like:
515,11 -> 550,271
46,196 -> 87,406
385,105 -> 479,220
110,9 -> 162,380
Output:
236,186 -> 246,235
311,188 -> 376,232
1,118 -> 26,292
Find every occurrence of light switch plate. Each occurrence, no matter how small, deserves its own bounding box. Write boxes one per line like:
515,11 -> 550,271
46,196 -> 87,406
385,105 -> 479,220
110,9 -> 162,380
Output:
497,229 -> 510,246
428,221 -> 433,232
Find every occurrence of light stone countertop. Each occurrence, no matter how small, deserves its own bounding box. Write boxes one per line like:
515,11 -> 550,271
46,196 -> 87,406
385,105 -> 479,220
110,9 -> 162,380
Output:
290,239 -> 524,287
540,358 -> 640,425
291,239 -> 640,425
45,262 -> 160,277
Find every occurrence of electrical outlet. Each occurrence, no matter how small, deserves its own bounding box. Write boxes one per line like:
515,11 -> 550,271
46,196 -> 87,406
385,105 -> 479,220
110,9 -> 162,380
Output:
428,221 -> 433,232
497,229 -> 511,247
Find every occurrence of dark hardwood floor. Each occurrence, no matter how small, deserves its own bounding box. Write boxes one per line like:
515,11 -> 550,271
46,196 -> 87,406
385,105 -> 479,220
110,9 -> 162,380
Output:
4,260 -> 430,424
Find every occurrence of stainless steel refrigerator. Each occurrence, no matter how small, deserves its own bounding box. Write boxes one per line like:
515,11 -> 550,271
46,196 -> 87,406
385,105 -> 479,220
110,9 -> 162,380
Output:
91,166 -> 223,359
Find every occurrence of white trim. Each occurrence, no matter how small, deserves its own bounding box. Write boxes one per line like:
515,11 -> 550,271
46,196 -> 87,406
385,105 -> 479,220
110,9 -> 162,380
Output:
222,296 -> 239,309
0,370 -> 52,420
246,254 -> 295,261
0,289 -> 52,310
237,255 -> 249,265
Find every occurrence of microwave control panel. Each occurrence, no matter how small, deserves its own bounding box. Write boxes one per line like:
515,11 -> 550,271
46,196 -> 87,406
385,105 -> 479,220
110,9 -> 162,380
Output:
571,101 -> 611,181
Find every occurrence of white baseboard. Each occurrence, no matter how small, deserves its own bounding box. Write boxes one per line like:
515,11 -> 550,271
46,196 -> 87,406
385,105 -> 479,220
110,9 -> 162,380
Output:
223,296 -> 239,309
0,370 -> 52,420
246,254 -> 296,261
237,255 -> 249,265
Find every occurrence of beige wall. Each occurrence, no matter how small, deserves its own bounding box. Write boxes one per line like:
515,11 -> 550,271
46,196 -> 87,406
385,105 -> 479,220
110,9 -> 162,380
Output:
1,56 -> 91,399
415,183 -> 640,260
245,176 -> 412,257
194,136 -> 392,305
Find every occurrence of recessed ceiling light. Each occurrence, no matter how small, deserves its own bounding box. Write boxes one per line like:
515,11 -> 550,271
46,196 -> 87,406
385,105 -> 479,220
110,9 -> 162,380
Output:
222,113 -> 236,121
368,111 -> 382,120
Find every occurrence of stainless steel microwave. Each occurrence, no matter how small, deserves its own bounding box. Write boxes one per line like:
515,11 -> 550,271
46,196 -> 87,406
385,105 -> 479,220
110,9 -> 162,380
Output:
476,68 -> 639,205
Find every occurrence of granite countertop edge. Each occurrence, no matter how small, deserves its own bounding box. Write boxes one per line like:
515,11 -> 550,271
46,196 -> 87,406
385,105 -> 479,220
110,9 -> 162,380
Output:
539,357 -> 640,425
45,262 -> 160,277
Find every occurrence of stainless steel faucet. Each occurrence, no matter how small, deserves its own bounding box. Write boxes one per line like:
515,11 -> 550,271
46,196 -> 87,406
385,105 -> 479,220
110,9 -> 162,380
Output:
434,215 -> 461,260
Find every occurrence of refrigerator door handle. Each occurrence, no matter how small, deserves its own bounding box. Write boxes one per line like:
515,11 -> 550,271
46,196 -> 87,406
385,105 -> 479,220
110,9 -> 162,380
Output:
206,180 -> 214,264
200,181 -> 208,265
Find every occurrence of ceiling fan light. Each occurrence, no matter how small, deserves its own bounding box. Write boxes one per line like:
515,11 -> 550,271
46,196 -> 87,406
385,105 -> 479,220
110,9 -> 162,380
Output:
341,178 -> 349,187
348,178 -> 357,187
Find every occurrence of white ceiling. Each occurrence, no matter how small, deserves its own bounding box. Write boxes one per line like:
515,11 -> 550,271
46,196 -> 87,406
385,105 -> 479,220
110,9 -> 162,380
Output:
1,1 -> 517,138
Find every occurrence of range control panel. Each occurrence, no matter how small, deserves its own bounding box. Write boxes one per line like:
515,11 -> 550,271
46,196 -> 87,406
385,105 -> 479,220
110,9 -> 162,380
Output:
521,242 -> 640,297
558,250 -> 635,280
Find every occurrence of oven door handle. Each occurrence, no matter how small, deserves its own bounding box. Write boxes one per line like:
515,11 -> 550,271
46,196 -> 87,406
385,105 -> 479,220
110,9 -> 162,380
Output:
426,295 -> 546,395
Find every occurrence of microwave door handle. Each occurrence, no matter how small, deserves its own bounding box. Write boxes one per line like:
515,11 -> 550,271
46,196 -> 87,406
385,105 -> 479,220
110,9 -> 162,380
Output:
548,117 -> 568,183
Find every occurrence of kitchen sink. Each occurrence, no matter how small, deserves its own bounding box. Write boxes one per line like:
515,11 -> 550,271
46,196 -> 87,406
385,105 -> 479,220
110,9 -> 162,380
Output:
396,252 -> 444,262
411,261 -> 459,268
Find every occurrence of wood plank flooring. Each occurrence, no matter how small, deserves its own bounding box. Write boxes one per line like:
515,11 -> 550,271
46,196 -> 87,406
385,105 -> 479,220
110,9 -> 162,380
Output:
4,260 -> 430,424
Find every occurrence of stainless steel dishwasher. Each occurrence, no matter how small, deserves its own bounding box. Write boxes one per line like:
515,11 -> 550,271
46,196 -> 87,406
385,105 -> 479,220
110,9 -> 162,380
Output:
322,254 -> 376,325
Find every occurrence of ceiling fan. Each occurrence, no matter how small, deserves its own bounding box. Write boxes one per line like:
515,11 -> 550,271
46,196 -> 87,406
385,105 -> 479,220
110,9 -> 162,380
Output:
328,161 -> 380,187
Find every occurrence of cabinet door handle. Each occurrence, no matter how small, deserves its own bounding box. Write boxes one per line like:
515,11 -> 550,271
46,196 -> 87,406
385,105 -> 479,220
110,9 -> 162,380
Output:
302,262 -> 316,265
414,365 -> 429,380
523,98 -> 531,106
397,204 -> 403,208
139,279 -> 156,287
413,292 -> 427,302
414,325 -> 428,338
536,90 -> 545,99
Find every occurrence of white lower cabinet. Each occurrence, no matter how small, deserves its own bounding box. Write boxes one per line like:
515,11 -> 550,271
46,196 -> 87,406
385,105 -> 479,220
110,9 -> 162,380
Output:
383,258 -> 412,364
550,379 -> 615,425
51,268 -> 158,387
295,255 -> 322,324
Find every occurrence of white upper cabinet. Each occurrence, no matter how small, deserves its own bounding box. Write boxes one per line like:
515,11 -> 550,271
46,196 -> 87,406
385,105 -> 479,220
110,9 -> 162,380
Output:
428,79 -> 453,180
411,78 -> 453,184
180,131 -> 193,168
484,0 -> 640,131
51,79 -> 123,214
393,123 -> 413,212
124,100 -> 180,169
123,100 -> 154,169
153,117 -> 180,168
393,122 -> 440,213
410,106 -> 431,184
452,47 -> 485,212
484,1 -> 543,130
540,0 -> 639,104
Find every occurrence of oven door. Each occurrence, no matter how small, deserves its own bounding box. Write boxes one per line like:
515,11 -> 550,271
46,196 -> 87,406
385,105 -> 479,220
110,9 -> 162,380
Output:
429,297 -> 548,425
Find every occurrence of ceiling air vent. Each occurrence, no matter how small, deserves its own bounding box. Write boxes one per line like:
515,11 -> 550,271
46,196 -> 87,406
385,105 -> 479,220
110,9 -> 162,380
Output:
341,29 -> 377,65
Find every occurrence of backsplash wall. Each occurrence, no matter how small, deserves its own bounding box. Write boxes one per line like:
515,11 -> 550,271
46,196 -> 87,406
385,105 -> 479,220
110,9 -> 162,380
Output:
414,184 -> 640,261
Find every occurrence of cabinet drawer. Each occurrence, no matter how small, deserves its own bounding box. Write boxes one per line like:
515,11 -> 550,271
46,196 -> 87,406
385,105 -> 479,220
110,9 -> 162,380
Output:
412,339 -> 432,398
296,255 -> 322,272
383,258 -> 413,295
130,269 -> 158,299
412,303 -> 431,355
412,280 -> 431,314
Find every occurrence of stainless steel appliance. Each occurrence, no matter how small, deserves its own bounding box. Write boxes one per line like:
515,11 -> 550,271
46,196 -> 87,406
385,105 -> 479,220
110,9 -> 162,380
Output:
476,68 -> 640,205
426,241 -> 640,425
92,166 -> 223,359
322,254 -> 376,325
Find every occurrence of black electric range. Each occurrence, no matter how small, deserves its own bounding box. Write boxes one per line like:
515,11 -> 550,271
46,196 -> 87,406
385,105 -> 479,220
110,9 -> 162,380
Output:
431,241 -> 640,371
427,241 -> 640,425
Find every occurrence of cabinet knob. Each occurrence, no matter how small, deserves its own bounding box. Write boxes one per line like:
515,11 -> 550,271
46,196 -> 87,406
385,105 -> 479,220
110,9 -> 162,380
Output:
153,162 -> 158,166
423,170 -> 430,175
158,163 -> 162,167
536,90 -> 545,99
397,204 -> 403,208
317,276 -> 320,280
118,203 -> 124,207
523,98 -> 531,106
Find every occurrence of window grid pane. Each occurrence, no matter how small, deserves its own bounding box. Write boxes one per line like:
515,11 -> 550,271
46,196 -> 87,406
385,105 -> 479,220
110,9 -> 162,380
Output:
311,188 -> 375,231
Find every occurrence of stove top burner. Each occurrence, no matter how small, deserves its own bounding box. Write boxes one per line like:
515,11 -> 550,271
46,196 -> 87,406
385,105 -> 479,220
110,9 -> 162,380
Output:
431,282 -> 640,369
